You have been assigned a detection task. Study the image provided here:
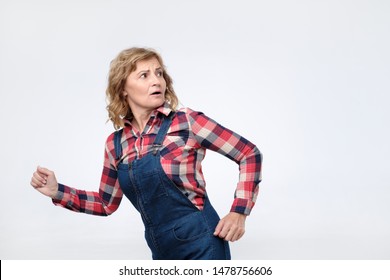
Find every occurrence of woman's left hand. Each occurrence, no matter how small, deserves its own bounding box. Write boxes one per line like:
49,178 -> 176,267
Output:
213,212 -> 247,242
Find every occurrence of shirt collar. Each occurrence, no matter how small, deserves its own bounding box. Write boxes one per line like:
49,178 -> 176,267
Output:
156,101 -> 173,117
123,101 -> 172,128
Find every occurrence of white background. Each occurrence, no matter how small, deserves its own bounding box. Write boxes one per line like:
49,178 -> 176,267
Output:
0,0 -> 389,260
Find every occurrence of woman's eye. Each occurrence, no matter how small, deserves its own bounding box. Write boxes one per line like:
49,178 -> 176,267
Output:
156,71 -> 163,77
140,73 -> 147,78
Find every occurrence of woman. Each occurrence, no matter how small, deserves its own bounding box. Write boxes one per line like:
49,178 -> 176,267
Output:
30,47 -> 262,260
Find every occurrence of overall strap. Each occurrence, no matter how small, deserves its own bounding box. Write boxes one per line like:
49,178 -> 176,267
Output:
152,111 -> 175,155
113,129 -> 123,160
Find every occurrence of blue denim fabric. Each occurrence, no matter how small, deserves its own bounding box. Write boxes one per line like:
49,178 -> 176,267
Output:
114,112 -> 230,260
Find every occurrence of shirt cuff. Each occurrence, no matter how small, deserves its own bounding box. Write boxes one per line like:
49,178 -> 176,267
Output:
52,183 -> 71,206
230,198 -> 255,216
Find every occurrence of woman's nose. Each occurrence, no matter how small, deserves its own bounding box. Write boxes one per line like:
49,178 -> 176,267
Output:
151,74 -> 161,86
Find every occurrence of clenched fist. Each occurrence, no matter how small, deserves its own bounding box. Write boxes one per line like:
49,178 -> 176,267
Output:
30,166 -> 59,198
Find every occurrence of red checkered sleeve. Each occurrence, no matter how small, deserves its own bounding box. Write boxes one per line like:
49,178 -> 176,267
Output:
188,110 -> 262,215
52,134 -> 123,216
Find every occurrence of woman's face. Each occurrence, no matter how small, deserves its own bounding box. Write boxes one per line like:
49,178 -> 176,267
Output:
123,57 -> 167,115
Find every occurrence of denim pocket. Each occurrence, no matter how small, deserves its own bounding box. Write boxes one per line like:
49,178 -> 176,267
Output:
172,211 -> 209,241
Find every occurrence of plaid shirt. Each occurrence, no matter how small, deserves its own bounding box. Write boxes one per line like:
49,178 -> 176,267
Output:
53,102 -> 262,216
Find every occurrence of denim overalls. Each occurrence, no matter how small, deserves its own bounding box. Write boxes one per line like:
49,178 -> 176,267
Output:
114,112 -> 231,260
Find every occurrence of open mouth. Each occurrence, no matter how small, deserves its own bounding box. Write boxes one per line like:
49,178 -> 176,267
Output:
151,91 -> 162,95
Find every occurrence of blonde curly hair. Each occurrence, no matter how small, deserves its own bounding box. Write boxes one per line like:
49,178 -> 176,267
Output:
106,47 -> 178,129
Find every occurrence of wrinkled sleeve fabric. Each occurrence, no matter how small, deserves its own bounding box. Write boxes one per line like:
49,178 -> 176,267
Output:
188,109 -> 262,215
52,134 -> 123,216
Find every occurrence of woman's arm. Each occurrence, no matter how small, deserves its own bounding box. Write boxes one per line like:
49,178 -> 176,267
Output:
30,136 -> 123,216
188,109 -> 262,214
188,109 -> 262,241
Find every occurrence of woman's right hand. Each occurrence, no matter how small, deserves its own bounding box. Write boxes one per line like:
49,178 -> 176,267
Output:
30,166 -> 59,199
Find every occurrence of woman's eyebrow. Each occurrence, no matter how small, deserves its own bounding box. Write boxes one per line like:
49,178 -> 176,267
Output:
136,69 -> 150,76
136,67 -> 162,75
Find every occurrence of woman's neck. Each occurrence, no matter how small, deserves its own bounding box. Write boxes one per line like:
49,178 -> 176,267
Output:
131,109 -> 154,133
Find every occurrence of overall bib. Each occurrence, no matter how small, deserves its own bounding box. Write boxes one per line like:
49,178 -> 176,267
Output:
114,112 -> 231,260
